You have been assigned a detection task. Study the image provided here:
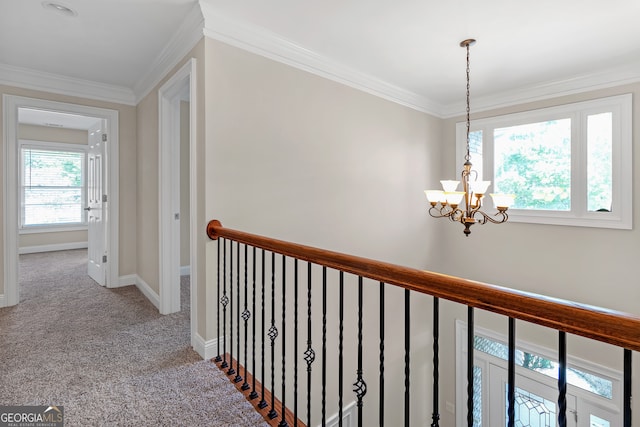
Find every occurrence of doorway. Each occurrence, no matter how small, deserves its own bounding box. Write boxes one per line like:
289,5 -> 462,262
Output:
158,59 -> 197,344
3,95 -> 119,306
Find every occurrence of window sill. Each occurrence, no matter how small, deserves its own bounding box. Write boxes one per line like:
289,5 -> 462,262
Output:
19,225 -> 88,234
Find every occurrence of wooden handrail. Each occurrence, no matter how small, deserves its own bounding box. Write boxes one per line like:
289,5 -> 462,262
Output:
207,220 -> 640,352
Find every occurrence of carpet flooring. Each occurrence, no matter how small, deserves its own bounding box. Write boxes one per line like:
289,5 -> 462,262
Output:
0,249 -> 269,427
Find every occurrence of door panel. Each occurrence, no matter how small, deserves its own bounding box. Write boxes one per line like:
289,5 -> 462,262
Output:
489,364 -> 577,427
87,121 -> 105,285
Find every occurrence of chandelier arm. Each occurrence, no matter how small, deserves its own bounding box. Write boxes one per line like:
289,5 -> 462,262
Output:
471,210 -> 509,225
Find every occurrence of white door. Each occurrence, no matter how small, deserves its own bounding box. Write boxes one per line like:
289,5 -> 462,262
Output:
489,364 -> 578,427
87,121 -> 106,285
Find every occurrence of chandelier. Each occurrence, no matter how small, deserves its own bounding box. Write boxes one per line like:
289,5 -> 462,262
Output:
425,39 -> 514,236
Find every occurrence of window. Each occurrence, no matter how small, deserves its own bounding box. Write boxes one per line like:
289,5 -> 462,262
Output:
456,94 -> 632,229
20,141 -> 87,230
456,321 -> 623,427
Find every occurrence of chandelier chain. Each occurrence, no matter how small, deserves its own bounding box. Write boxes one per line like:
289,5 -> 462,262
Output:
465,42 -> 471,163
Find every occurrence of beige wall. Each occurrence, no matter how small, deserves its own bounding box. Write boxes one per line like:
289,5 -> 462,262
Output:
0,84 -> 138,300
203,37 -> 442,426
435,83 -> 640,426
17,124 -> 89,250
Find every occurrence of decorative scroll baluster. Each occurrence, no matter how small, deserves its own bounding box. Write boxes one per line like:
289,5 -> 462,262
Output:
404,289 -> 410,427
379,282 -> 385,427
353,276 -> 367,427
241,244 -> 250,390
214,238 -> 222,363
279,255 -> 288,427
250,246 -> 259,400
234,242 -> 242,383
507,318 -> 515,427
293,259 -> 299,427
268,252 -> 278,419
258,249 -> 268,409
322,266 -> 327,427
467,307 -> 474,427
558,331 -> 567,427
431,297 -> 439,427
338,271 -> 344,427
221,239 -> 229,369
305,262 -> 315,427
228,241 -> 235,376
624,349 -> 632,427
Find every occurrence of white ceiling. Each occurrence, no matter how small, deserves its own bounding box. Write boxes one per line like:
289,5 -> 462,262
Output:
2,0 -> 640,115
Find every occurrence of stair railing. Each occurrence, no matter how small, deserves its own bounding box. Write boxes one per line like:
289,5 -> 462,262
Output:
207,219 -> 639,427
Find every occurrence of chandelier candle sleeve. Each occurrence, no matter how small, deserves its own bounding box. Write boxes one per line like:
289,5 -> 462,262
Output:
424,38 -> 514,236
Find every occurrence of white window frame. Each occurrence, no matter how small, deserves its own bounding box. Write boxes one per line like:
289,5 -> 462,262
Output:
19,139 -> 88,233
456,94 -> 632,229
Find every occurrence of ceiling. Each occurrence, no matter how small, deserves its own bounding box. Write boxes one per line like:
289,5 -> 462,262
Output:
2,0 -> 640,116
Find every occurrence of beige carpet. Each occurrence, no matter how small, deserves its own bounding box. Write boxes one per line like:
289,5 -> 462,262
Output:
0,249 -> 268,427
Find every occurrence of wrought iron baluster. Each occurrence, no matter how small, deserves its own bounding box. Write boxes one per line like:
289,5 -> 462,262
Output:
322,266 -> 327,427
507,318 -> 515,427
379,282 -> 385,427
293,259 -> 299,427
353,276 -> 367,427
214,238 -> 222,363
221,239 -> 229,369
558,331 -> 567,427
624,349 -> 632,427
467,306 -> 474,427
339,271 -> 344,427
228,241 -> 235,376
250,246 -> 259,399
234,242 -> 242,383
258,249 -> 268,409
404,289 -> 410,427
241,244 -> 250,390
305,262 -> 315,427
431,297 -> 439,427
279,255 -> 288,427
268,252 -> 278,419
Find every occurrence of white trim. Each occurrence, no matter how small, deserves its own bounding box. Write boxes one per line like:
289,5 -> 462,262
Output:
180,265 -> 191,276
158,60 -> 195,315
192,334 -> 219,360
117,274 -> 137,288
0,62 -> 136,106
133,3 -> 204,103
199,4 -> 441,117
19,242 -> 88,254
322,401 -> 357,427
3,95 -> 119,306
19,225 -> 87,234
134,275 -> 160,309
0,294 -> 6,308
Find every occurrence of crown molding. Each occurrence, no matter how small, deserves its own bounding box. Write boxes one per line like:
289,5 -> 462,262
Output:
440,61 -> 640,118
0,63 -> 136,106
133,2 -> 204,103
199,2 -> 443,117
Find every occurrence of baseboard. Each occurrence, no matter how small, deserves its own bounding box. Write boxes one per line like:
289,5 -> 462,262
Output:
133,275 -> 160,309
323,401 -> 357,427
116,274 -> 137,288
19,241 -> 88,254
0,294 -> 5,308
192,333 -> 220,360
180,265 -> 191,276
